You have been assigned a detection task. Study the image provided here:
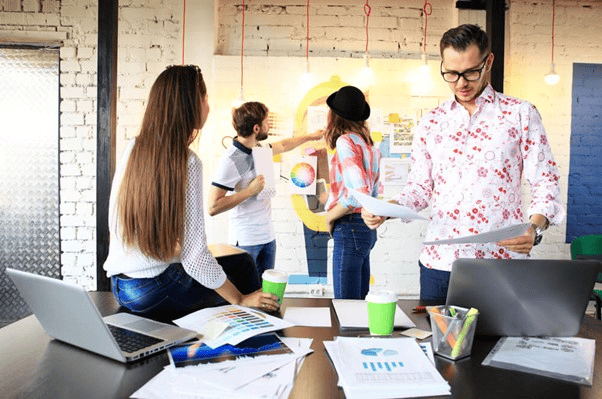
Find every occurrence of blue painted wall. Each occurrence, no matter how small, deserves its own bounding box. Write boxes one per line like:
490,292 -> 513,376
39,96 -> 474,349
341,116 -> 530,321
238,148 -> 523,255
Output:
567,63 -> 602,243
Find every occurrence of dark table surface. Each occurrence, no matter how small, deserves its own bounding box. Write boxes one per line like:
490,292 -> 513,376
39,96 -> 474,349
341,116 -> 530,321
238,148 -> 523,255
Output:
1,294 -> 600,399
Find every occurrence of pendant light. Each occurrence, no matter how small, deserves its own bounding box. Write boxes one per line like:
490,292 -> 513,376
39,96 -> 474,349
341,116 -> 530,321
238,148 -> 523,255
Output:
544,0 -> 560,85
233,0 -> 246,107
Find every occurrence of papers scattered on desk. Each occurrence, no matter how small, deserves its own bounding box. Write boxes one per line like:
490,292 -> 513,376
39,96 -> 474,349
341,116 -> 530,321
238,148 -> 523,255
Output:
131,336 -> 313,399
324,337 -> 450,399
283,307 -> 332,327
332,299 -> 416,329
482,336 -> 596,386
423,222 -> 530,245
349,189 -> 427,221
173,305 -> 294,348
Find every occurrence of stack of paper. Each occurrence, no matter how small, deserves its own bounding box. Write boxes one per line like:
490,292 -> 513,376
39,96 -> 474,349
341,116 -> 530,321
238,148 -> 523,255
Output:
482,336 -> 596,385
325,337 -> 450,399
131,335 -> 313,399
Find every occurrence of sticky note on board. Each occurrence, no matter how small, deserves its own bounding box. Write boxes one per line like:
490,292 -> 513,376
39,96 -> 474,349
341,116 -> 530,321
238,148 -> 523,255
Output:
388,113 -> 400,123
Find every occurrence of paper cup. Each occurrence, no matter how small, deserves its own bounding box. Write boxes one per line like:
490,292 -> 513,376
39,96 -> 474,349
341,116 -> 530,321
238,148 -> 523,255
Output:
262,270 -> 288,304
366,290 -> 397,335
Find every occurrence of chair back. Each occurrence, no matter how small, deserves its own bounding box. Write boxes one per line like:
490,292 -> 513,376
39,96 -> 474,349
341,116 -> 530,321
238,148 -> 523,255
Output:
571,234 -> 602,258
571,234 -> 602,282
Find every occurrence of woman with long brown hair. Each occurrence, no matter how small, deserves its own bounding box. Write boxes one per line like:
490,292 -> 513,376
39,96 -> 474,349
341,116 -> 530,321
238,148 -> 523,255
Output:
103,65 -> 279,321
324,86 -> 381,299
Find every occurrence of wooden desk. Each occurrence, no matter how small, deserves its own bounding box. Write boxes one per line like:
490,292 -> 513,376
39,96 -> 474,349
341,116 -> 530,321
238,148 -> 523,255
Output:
1,294 -> 600,399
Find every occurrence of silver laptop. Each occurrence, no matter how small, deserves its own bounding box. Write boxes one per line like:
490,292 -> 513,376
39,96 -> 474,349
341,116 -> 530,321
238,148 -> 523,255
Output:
6,268 -> 197,363
445,259 -> 600,337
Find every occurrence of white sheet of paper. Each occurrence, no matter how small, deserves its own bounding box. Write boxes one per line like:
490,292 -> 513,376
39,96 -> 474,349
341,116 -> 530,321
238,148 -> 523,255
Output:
349,189 -> 427,220
252,147 -> 276,199
283,307 -> 331,327
423,222 -> 531,245
332,299 -> 416,329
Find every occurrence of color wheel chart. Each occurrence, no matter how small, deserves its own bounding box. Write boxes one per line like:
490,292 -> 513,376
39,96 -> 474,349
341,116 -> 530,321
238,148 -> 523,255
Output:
289,157 -> 317,194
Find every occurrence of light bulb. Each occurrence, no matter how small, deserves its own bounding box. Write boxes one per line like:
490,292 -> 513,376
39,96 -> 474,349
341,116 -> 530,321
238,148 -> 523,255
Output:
419,53 -> 430,73
357,53 -> 376,90
301,59 -> 315,88
232,87 -> 245,108
544,63 -> 560,85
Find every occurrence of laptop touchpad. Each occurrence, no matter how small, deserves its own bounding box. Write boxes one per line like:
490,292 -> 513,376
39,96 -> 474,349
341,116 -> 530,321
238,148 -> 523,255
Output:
125,319 -> 165,332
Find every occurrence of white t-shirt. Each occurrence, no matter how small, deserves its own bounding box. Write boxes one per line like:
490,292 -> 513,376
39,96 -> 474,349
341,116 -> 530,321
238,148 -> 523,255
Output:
103,139 -> 227,290
211,140 -> 274,246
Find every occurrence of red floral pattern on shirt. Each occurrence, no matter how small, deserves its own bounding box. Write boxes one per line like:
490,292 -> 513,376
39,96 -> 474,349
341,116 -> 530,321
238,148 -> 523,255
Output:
393,85 -> 565,272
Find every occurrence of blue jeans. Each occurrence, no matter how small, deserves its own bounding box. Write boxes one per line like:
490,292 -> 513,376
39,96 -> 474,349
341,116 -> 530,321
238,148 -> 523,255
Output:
111,261 -> 260,322
237,239 -> 276,280
332,214 -> 377,299
419,261 -> 450,302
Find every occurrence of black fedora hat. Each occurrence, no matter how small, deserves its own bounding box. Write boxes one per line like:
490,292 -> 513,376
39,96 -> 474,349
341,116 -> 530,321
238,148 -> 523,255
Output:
326,86 -> 370,122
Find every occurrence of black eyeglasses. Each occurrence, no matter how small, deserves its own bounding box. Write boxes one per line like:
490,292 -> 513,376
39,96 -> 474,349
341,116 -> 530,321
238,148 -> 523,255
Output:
440,54 -> 489,83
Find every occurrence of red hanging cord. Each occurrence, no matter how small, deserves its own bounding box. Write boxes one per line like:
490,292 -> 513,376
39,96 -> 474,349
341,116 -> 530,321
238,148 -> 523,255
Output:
306,0 -> 310,61
239,0 -> 245,94
423,0 -> 432,55
551,0 -> 555,63
181,0 -> 187,64
364,0 -> 371,53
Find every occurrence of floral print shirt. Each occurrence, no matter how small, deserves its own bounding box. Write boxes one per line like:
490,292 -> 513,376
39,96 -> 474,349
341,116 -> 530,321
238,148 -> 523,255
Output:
393,84 -> 565,272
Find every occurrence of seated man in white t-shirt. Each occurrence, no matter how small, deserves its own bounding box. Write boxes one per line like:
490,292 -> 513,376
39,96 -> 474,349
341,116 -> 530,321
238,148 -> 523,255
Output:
208,102 -> 323,278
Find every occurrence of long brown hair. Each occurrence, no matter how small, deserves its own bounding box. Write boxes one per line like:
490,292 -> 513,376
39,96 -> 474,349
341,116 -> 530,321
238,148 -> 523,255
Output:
118,65 -> 207,260
324,109 -> 373,150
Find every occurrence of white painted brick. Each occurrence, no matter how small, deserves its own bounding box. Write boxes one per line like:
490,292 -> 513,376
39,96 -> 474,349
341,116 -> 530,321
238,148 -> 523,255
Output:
77,47 -> 94,59
60,47 -> 77,60
60,100 -> 76,112
77,99 -> 94,112
61,112 -> 84,125
61,60 -> 81,73
61,86 -> 85,99
80,60 -> 96,73
60,202 -> 76,215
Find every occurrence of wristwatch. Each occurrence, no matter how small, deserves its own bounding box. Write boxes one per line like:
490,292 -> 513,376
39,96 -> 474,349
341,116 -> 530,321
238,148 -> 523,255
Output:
531,223 -> 544,246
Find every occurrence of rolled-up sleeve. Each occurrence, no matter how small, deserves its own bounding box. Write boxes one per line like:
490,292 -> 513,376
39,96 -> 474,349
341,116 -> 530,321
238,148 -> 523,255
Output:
521,104 -> 566,225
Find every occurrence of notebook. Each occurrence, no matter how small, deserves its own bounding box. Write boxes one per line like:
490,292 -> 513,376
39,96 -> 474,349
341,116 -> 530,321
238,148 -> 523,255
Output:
445,259 -> 600,337
6,268 -> 198,363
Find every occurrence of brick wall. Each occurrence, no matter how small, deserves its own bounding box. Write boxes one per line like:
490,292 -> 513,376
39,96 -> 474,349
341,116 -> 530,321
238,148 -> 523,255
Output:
0,0 -> 181,288
216,0 -> 453,60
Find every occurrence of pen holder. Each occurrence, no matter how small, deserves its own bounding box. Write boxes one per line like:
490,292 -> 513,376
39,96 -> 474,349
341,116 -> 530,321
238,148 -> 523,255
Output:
428,305 -> 479,360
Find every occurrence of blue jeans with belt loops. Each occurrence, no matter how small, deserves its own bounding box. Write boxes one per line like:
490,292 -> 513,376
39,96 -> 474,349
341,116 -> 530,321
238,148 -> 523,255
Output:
332,213 -> 377,299
111,262 -> 260,322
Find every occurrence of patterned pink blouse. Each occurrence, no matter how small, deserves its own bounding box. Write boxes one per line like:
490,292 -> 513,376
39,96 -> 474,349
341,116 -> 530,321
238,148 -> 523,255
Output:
393,84 -> 565,272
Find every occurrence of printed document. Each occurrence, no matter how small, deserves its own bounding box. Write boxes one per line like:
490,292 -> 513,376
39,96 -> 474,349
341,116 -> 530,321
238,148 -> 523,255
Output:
349,189 -> 427,220
423,222 -> 531,245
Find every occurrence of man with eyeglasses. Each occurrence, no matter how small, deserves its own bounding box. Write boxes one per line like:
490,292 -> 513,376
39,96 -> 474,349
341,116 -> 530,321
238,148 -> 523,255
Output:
362,24 -> 565,301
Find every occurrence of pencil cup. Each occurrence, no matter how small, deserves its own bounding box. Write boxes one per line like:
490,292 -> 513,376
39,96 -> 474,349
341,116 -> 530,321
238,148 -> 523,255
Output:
428,305 -> 479,360
366,290 -> 397,335
262,269 -> 288,305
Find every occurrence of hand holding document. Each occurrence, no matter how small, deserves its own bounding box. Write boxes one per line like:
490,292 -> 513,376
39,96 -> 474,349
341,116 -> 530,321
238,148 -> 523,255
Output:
349,189 -> 427,221
423,222 -> 531,245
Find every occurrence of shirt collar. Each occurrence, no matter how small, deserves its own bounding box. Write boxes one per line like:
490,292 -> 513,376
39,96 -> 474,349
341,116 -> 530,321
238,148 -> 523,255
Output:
233,138 -> 253,154
448,83 -> 496,111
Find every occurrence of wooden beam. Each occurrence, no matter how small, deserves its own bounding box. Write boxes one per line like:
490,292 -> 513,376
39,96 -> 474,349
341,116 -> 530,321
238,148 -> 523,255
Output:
97,0 -> 118,291
486,0 -> 506,93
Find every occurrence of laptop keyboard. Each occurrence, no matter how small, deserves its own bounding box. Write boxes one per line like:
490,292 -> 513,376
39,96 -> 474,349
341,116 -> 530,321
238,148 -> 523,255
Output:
107,324 -> 164,353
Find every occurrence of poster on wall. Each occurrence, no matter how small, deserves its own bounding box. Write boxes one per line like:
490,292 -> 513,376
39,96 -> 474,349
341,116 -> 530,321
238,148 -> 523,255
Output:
307,105 -> 328,133
289,156 -> 317,195
380,157 -> 411,186
387,116 -> 415,154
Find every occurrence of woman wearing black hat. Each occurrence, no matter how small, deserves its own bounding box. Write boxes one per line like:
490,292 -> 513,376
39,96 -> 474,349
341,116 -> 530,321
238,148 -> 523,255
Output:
324,86 -> 381,299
